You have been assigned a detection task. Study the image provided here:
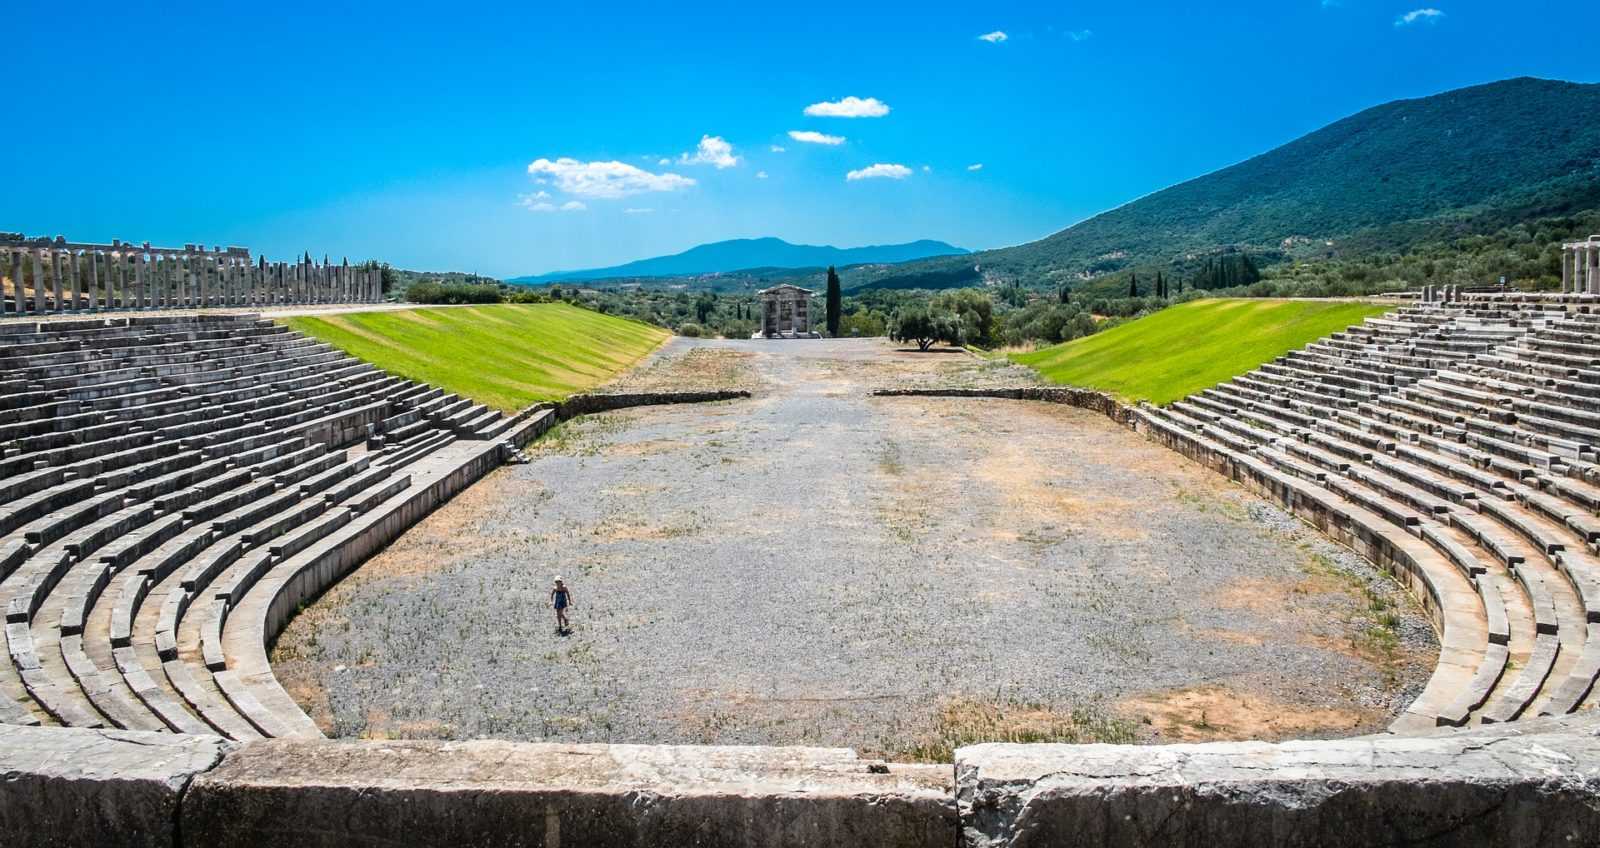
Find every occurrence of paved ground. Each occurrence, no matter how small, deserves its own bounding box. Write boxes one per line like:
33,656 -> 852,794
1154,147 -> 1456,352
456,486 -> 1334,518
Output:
272,339 -> 1437,758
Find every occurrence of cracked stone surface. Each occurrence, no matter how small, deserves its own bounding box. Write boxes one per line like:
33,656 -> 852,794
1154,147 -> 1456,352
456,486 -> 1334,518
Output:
0,724 -> 229,848
955,715 -> 1600,847
182,737 -> 956,848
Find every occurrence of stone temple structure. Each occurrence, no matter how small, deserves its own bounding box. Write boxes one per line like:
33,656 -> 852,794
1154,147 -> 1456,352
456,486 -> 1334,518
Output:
753,283 -> 820,339
1,234 -> 382,316
1563,234 -> 1600,293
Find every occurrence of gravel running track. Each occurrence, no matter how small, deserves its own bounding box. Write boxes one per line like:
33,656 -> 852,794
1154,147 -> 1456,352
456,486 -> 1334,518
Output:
272,339 -> 1437,756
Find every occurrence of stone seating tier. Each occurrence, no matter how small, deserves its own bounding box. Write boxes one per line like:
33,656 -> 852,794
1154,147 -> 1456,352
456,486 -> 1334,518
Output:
0,314 -> 521,733
1134,297 -> 1600,725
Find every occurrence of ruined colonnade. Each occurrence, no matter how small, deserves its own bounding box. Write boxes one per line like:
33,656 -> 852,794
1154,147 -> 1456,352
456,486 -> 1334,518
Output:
1561,235 -> 1600,294
0,236 -> 383,317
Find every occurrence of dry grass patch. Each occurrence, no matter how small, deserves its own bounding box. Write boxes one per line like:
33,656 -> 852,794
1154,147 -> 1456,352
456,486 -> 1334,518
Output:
1119,685 -> 1370,742
894,697 -> 1137,763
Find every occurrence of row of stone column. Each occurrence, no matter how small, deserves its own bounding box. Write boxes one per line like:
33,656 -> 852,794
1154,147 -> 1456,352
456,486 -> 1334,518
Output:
1562,239 -> 1600,294
1421,284 -> 1464,303
0,249 -> 382,317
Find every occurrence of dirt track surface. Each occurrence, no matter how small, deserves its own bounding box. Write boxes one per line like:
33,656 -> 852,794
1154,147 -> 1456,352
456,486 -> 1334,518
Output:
273,338 -> 1436,756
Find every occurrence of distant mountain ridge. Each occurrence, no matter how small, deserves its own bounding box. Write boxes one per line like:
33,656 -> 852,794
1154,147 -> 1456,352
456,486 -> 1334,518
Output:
861,76 -> 1600,294
510,237 -> 968,283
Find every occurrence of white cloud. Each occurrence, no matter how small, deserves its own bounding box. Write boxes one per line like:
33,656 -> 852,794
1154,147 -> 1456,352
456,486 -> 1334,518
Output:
756,170 -> 769,179
624,207 -> 655,214
967,163 -> 984,171
788,130 -> 846,146
922,165 -> 932,173
526,158 -> 696,199
519,193 -> 587,213
803,96 -> 891,118
978,30 -> 1008,43
1067,29 -> 1093,41
1394,7 -> 1444,25
658,157 -> 671,165
770,144 -> 787,152
678,134 -> 741,168
846,163 -> 912,181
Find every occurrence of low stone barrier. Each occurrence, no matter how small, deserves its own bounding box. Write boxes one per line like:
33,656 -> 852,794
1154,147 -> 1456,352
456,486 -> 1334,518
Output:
0,725 -> 954,848
956,715 -> 1600,847
557,389 -> 751,420
7,719 -> 1600,848
871,386 -> 1133,425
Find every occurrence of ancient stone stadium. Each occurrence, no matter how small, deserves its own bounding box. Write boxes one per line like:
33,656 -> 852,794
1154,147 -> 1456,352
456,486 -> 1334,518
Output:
1,234 -> 1600,846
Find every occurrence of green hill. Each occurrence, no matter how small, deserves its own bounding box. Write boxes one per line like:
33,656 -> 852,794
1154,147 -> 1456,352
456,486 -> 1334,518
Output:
282,303 -> 669,411
1013,299 -> 1392,404
876,77 -> 1600,295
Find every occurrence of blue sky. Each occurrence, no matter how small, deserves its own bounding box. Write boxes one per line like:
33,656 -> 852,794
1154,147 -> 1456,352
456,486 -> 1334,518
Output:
5,1 -> 1593,278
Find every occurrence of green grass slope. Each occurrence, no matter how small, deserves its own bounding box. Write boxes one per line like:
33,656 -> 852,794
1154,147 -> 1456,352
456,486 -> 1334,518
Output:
1013,299 -> 1392,404
282,303 -> 669,411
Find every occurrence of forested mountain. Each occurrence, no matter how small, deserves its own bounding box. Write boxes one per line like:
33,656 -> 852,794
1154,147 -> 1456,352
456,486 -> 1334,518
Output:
876,77 -> 1600,295
511,237 -> 967,283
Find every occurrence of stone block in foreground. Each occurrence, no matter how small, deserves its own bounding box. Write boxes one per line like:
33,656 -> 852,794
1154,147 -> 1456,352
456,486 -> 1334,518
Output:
956,726 -> 1600,848
0,724 -> 229,848
184,739 -> 955,847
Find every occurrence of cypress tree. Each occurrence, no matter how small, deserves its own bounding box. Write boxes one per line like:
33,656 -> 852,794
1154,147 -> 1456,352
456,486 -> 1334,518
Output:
1129,272 -> 1138,298
825,266 -> 842,336
1156,271 -> 1165,299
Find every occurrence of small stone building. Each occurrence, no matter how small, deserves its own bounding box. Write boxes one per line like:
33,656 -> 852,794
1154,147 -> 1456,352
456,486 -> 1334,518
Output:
753,284 -> 820,339
1562,235 -> 1600,293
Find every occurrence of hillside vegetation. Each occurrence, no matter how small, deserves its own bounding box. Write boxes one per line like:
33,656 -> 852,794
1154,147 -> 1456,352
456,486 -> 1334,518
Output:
1014,299 -> 1392,404
883,77 -> 1600,295
282,303 -> 668,411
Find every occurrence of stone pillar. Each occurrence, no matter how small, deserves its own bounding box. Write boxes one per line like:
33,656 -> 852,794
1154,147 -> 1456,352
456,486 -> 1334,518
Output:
1,250 -> 11,317
47,251 -> 62,313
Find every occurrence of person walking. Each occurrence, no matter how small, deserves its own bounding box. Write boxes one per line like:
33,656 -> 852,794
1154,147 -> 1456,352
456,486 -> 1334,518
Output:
550,576 -> 573,635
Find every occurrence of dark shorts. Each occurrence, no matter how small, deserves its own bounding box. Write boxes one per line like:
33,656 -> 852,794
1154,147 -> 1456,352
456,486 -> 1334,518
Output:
554,602 -> 568,611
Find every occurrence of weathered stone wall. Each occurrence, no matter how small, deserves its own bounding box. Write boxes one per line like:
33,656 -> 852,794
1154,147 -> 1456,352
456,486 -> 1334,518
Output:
557,389 -> 752,420
871,387 -> 1133,425
6,721 -> 1600,848
956,715 -> 1600,848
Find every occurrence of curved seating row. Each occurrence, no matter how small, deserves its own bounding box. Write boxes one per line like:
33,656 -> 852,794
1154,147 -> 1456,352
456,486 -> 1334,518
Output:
1147,298 -> 1600,728
0,313 -> 536,736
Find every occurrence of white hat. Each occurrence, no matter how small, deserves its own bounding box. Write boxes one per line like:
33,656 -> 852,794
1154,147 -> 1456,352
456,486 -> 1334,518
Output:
555,575 -> 564,583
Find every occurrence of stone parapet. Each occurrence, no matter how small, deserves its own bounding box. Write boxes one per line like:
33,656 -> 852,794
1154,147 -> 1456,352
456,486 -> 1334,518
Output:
558,389 -> 752,419
956,715 -> 1600,847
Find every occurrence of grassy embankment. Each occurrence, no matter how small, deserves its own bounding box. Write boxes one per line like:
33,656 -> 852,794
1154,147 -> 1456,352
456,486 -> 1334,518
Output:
282,303 -> 669,412
1013,298 -> 1392,404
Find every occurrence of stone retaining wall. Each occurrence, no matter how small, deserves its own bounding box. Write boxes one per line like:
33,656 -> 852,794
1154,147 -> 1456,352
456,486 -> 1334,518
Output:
557,389 -> 752,420
6,719 -> 1600,847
